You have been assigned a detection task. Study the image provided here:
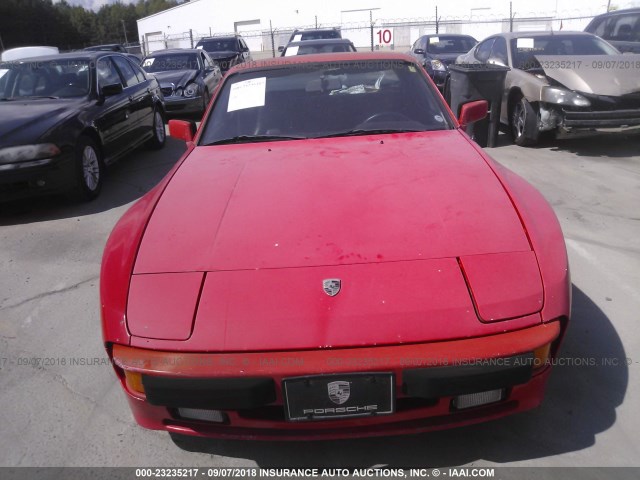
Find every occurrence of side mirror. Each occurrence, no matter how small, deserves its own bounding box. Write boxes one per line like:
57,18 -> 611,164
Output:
413,48 -> 425,55
458,100 -> 488,129
278,46 -> 284,52
101,83 -> 123,96
488,57 -> 506,67
169,119 -> 197,142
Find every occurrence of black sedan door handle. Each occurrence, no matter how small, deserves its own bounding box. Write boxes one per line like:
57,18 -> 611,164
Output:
128,96 -> 134,102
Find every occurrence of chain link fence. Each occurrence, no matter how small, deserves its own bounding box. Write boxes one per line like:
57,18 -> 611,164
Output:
140,5 -> 633,58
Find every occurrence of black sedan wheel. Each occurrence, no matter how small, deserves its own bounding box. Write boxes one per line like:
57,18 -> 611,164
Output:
146,109 -> 166,150
511,97 -> 539,147
71,136 -> 103,201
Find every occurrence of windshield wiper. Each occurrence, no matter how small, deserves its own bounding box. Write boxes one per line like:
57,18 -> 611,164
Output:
315,128 -> 425,139
203,135 -> 307,146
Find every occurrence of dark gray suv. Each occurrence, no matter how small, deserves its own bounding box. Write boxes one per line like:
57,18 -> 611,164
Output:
585,8 -> 640,53
195,35 -> 252,72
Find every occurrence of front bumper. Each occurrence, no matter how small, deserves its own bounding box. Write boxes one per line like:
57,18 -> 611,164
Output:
111,321 -> 561,440
0,152 -> 75,201
562,108 -> 640,129
540,96 -> 640,133
423,66 -> 448,90
431,70 -> 449,89
162,95 -> 204,115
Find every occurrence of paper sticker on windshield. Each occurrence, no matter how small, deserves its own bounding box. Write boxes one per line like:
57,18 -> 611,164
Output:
293,34 -> 302,42
429,37 -> 440,44
516,38 -> 534,49
142,58 -> 155,67
408,65 -> 416,72
285,46 -> 299,57
227,77 -> 266,112
196,45 -> 203,49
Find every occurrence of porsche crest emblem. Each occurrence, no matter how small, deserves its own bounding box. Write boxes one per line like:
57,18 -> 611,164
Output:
323,279 -> 341,297
327,381 -> 351,405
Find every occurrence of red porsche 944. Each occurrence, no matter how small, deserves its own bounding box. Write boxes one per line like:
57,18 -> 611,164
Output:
100,52 -> 570,440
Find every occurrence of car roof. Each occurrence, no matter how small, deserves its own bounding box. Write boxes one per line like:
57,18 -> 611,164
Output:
1,50 -> 117,63
591,7 -> 640,18
229,51 -> 415,73
293,27 -> 340,32
84,44 -> 123,49
422,34 -> 475,38
197,36 -> 241,41
495,31 -> 596,40
286,38 -> 353,47
146,48 -> 202,55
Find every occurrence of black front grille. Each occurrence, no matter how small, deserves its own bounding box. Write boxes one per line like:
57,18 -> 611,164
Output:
579,92 -> 640,111
563,109 -> 640,127
142,375 -> 276,409
402,353 -> 534,399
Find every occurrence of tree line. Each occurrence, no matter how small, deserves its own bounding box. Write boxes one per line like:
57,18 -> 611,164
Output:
0,0 -> 178,52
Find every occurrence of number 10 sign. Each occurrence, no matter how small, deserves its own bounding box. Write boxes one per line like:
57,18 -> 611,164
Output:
376,28 -> 394,46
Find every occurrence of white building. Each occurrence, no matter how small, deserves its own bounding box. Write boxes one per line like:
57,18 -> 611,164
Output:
137,0 -> 640,55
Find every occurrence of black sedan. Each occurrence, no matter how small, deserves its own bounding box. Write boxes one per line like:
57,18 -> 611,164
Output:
281,38 -> 357,56
141,49 -> 222,117
410,34 -> 477,90
0,51 -> 166,201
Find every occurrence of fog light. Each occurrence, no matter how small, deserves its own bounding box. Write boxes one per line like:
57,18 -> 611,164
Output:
177,408 -> 227,423
36,179 -> 46,187
124,370 -> 145,394
453,389 -> 504,410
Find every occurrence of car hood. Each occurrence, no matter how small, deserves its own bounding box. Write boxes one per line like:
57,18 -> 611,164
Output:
207,50 -> 239,60
135,130 -> 530,274
0,99 -> 81,147
130,130 -> 541,350
534,54 -> 640,96
152,70 -> 198,87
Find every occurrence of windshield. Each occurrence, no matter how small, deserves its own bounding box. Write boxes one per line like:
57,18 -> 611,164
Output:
142,54 -> 199,72
426,36 -> 476,54
291,30 -> 341,42
199,60 -> 452,145
285,43 -> 355,56
0,59 -> 90,99
198,39 -> 239,52
511,35 -> 620,69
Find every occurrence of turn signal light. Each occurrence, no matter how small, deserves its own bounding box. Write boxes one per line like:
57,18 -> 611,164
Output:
533,343 -> 551,370
124,370 -> 145,394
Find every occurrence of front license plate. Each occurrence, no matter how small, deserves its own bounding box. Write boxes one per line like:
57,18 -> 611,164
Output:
283,373 -> 395,422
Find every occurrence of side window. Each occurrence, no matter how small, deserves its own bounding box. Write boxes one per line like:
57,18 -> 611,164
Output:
203,52 -> 215,69
411,38 -> 421,51
589,18 -> 609,37
240,39 -> 248,51
129,61 -> 147,83
475,38 -> 495,63
96,57 -> 122,88
490,36 -> 508,64
610,14 -> 640,41
112,56 -> 139,87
